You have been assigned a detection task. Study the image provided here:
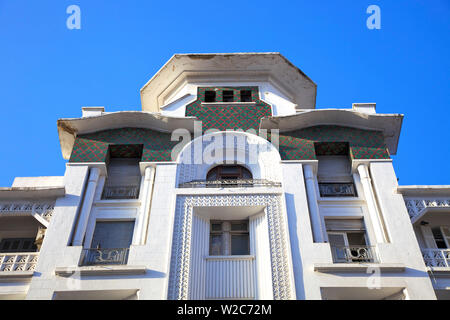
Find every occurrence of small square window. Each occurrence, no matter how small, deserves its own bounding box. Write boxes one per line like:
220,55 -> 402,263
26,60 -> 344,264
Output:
205,90 -> 216,102
222,90 -> 234,102
240,90 -> 252,102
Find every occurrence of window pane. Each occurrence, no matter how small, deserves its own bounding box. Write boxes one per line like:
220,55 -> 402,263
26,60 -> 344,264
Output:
211,223 -> 222,232
91,221 -> 135,249
205,91 -> 216,102
231,234 -> 249,255
328,233 -> 346,247
223,90 -> 234,102
240,90 -> 252,102
346,232 -> 367,246
231,222 -> 248,231
210,234 -> 223,255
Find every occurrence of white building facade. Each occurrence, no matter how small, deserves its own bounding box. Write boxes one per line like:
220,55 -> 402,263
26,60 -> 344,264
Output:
0,53 -> 446,300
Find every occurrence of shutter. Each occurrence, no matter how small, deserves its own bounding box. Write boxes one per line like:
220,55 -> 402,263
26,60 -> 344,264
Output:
317,156 -> 352,182
325,218 -> 365,231
420,226 -> 438,249
106,158 -> 141,187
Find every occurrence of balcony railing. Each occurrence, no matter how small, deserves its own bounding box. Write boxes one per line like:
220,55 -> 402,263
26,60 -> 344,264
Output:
101,186 -> 139,200
319,183 -> 357,197
422,249 -> 450,268
81,248 -> 129,266
331,246 -> 377,263
178,179 -> 281,189
0,252 -> 39,272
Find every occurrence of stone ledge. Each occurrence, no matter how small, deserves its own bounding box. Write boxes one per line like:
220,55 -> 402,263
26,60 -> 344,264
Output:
314,263 -> 405,273
55,265 -> 147,277
0,271 -> 34,280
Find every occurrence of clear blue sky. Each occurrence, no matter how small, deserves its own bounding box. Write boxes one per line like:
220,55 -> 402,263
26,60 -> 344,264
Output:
0,0 -> 449,186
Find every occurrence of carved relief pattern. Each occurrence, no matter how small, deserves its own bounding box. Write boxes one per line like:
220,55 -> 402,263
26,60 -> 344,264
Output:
404,198 -> 450,220
0,202 -> 55,222
168,194 -> 294,300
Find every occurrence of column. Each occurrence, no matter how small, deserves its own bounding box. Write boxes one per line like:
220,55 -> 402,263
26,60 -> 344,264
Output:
303,164 -> 324,243
357,163 -> 385,243
133,166 -> 155,245
72,167 -> 100,246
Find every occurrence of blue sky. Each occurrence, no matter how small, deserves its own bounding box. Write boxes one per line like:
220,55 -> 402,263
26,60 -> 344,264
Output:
0,0 -> 449,186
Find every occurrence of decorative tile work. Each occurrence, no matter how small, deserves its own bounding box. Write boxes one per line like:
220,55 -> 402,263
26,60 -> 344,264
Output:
269,125 -> 390,160
186,87 -> 272,131
69,128 -> 181,163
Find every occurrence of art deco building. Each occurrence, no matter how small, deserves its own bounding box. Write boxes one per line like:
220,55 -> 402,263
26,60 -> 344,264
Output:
0,53 -> 447,300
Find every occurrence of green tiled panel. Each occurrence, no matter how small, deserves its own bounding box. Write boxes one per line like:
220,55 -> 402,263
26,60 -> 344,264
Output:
69,128 -> 180,163
186,87 -> 272,131
271,125 -> 390,160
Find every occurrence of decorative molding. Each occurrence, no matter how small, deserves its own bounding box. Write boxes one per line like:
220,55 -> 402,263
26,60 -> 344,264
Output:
176,131 -> 282,186
167,194 -> 294,300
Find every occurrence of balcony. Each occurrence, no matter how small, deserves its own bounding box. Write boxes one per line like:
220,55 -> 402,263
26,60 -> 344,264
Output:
178,179 -> 281,189
81,248 -> 129,266
330,246 -> 377,263
204,256 -> 255,300
0,252 -> 38,272
422,249 -> 450,268
319,183 -> 357,197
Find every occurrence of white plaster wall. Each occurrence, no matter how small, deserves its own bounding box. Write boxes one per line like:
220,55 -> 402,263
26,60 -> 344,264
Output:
282,160 -> 438,300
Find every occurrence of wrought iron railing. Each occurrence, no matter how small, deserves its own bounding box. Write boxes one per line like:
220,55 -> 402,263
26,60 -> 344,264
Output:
422,249 -> 450,268
0,252 -> 39,272
330,246 -> 377,263
319,183 -> 357,197
178,179 -> 281,188
81,248 -> 129,266
101,185 -> 139,200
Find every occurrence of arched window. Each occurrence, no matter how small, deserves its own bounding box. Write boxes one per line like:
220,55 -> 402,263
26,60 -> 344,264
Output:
206,165 -> 252,181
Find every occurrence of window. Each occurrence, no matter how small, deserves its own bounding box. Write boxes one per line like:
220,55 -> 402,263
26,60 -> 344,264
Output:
209,221 -> 249,256
90,221 -> 135,249
316,147 -> 356,197
102,157 -> 142,200
240,90 -> 252,102
432,227 -> 450,249
206,165 -> 252,181
0,238 -> 37,253
205,90 -> 216,102
325,219 -> 374,263
222,90 -> 234,102
82,221 -> 135,266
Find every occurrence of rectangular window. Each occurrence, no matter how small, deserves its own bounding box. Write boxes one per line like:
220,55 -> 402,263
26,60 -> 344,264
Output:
82,221 -> 135,266
209,220 -> 249,256
317,154 -> 356,197
240,90 -> 252,102
432,227 -> 450,249
222,90 -> 234,102
205,90 -> 216,102
325,218 -> 374,263
90,221 -> 135,249
102,157 -> 141,200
